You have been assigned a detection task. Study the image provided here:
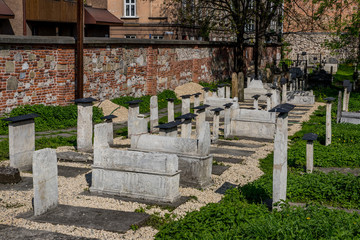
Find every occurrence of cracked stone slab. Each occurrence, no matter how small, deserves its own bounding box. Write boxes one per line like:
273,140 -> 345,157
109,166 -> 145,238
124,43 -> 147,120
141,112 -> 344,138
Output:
213,156 -> 244,164
212,165 -> 230,176
215,182 -> 238,195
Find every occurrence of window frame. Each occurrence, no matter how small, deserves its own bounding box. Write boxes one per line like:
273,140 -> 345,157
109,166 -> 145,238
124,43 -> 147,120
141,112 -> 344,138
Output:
124,0 -> 137,17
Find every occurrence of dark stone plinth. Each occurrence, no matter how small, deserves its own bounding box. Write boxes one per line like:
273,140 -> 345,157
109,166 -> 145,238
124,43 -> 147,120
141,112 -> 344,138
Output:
269,103 -> 295,113
2,113 -> 39,123
303,133 -> 318,141
193,92 -> 202,97
202,87 -> 210,92
343,80 -> 350,87
180,94 -> 192,99
280,78 -> 287,85
215,182 -> 238,195
0,167 -> 21,184
324,97 -> 335,102
223,103 -> 233,108
252,94 -> 260,100
166,98 -> 175,102
101,115 -> 117,121
212,165 -> 230,176
211,107 -> 224,113
175,113 -> 197,120
155,120 -> 182,129
126,99 -> 143,105
266,93 -> 273,97
74,98 -> 97,104
193,104 -> 210,110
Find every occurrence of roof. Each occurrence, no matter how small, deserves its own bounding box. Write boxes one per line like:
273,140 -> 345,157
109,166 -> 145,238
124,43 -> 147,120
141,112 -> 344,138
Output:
155,121 -> 182,129
0,0 -> 14,19
74,97 -> 97,104
2,113 -> 39,123
85,7 -> 123,26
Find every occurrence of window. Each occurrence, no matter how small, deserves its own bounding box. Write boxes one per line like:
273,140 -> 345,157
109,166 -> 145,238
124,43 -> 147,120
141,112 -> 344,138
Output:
245,20 -> 255,32
125,35 -> 136,39
152,35 -> 164,40
124,0 -> 136,17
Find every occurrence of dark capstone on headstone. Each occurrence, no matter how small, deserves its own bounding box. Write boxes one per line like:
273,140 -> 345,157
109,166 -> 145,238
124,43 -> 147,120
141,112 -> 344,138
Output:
0,167 -> 21,184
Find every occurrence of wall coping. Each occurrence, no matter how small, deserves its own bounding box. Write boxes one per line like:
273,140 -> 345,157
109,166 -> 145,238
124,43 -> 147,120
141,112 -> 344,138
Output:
0,35 -> 236,46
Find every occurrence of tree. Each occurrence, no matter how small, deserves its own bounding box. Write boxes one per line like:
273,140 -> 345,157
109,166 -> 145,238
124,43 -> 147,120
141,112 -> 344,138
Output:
163,0 -> 284,74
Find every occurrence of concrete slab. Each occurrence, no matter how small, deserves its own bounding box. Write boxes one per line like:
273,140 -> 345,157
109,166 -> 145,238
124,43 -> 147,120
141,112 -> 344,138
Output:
19,204 -> 149,233
314,167 -> 360,176
0,176 -> 32,191
215,140 -> 264,148
213,156 -> 243,164
226,136 -> 274,143
215,182 -> 238,195
57,151 -> 93,162
212,165 -> 230,176
57,165 -> 90,178
0,224 -> 97,240
210,147 -> 255,157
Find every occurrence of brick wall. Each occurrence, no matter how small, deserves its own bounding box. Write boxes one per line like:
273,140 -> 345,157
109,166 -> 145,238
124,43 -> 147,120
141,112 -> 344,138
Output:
0,36 -> 234,113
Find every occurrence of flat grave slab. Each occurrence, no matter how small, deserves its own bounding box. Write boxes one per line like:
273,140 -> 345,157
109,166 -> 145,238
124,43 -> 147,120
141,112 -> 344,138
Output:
215,140 -> 264,149
314,167 -> 360,176
0,167 -> 21,184
57,152 -> 93,163
288,115 -> 302,119
57,165 -> 90,178
83,191 -> 189,209
0,176 -> 32,191
212,165 -> 230,176
226,136 -> 274,143
213,156 -> 243,164
293,107 -> 312,111
210,147 -> 255,157
0,224 -> 96,240
215,182 -> 238,195
19,204 -> 149,233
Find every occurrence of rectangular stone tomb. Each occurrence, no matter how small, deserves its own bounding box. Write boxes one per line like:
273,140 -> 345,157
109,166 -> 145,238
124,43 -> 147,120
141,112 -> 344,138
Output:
286,91 -> 315,105
230,109 -> 276,139
131,134 -> 213,188
340,112 -> 360,124
204,97 -> 239,117
91,148 -> 181,203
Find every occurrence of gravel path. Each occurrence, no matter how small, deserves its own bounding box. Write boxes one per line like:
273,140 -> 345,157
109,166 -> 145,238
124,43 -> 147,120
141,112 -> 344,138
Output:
0,103 -> 322,240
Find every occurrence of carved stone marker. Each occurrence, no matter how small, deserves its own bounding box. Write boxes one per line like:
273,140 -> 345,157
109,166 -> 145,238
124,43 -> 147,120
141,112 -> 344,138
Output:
193,93 -> 201,108
33,148 -> 58,216
167,98 -> 175,122
75,97 -> 96,152
223,103 -> 233,139
150,96 -> 159,133
281,78 -> 287,104
100,115 -> 117,145
303,133 -> 318,173
211,108 -> 224,142
324,97 -> 335,146
181,94 -> 192,115
3,113 -> 39,171
342,80 -> 350,111
231,72 -> 238,99
238,72 -> 245,101
202,87 -> 210,100
252,94 -> 260,110
270,103 -> 295,208
217,84 -> 225,98
336,91 -> 342,123
193,104 -> 210,138
266,93 -> 273,111
156,121 -> 182,137
127,99 -> 143,138
176,113 -> 197,139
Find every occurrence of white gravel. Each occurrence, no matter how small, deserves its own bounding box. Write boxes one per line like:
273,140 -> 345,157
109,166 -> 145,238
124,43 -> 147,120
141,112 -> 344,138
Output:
0,103 -> 322,239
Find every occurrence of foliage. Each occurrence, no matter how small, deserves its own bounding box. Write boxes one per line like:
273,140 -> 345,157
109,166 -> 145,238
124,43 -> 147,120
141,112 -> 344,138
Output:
199,78 -> 231,90
156,188 -> 360,239
111,90 -> 181,114
0,104 -> 103,135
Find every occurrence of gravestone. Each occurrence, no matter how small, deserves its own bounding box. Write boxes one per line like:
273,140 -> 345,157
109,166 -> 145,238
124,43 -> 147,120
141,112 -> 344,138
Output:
324,97 -> 335,146
127,99 -> 142,137
193,104 -> 210,138
75,98 -> 96,152
3,113 -> 39,171
303,133 -> 318,173
337,91 -> 342,123
156,121 -> 181,137
223,103 -> 233,138
100,115 -> 116,145
167,98 -> 175,122
193,93 -> 201,108
231,73 -> 238,99
150,96 -> 159,133
211,108 -> 224,142
181,95 -> 191,115
33,148 -> 58,216
176,113 -> 197,139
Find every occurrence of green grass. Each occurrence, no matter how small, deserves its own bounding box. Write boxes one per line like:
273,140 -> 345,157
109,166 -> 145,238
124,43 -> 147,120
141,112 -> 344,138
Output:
333,64 -> 354,84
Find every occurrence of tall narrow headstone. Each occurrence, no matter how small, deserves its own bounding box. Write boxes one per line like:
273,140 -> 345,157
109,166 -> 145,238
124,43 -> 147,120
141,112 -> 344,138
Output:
193,93 -> 201,108
303,133 -> 318,173
266,93 -> 273,111
270,103 -> 295,208
150,96 -> 159,133
167,98 -> 175,122
225,85 -> 231,99
177,113 -> 197,138
345,84 -> 352,112
3,113 -> 38,171
238,72 -> 245,101
100,115 -> 117,145
193,104 -> 210,138
336,91 -> 342,123
324,97 -> 335,146
202,87 -> 210,100
127,100 -> 142,138
342,80 -> 350,111
75,98 -> 96,152
231,72 -> 238,99
211,108 -> 223,142
181,94 -> 191,115
223,103 -> 233,139
281,78 -> 287,104
211,88 -> 218,98
252,94 -> 260,110
217,84 -> 225,98
33,148 -> 58,216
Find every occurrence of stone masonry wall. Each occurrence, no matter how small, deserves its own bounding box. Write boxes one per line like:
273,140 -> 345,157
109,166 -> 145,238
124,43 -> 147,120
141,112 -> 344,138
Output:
284,32 -> 356,61
0,37 -> 234,114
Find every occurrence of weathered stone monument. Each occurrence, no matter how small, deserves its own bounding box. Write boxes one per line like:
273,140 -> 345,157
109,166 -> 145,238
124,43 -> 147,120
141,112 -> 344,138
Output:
193,92 -> 201,108
131,122 -> 213,188
217,84 -> 225,98
150,96 -> 159,133
127,100 -> 147,138
176,113 -> 197,139
342,80 -> 350,112
33,148 -> 58,216
266,93 -> 273,111
100,114 -> 117,146
223,103 -> 233,139
181,94 -> 191,115
211,108 -> 224,142
337,91 -> 342,123
225,84 -> 231,99
252,94 -> 260,110
244,77 -> 267,100
75,97 -> 96,152
193,104 -> 210,138
202,87 -> 210,100
281,78 -> 287,104
91,124 -> 181,203
231,72 -> 238,99
211,88 -> 218,98
167,98 -> 175,122
3,113 -> 38,171
324,97 -> 335,146
270,103 -> 295,207
303,133 -> 318,173
238,72 -> 245,101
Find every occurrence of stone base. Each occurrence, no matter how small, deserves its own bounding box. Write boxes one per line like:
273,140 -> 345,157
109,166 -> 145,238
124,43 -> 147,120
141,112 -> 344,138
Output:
204,97 -> 239,117
0,167 -> 21,184
340,112 -> 360,124
286,91 -> 315,105
244,88 -> 268,100
91,167 -> 181,203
